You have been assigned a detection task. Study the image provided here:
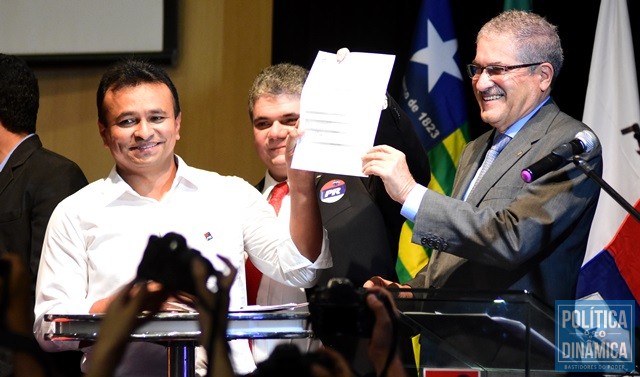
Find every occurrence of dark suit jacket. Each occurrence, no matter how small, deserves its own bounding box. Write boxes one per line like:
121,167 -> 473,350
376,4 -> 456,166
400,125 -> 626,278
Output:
0,134 -> 88,303
258,94 -> 431,288
407,101 -> 603,307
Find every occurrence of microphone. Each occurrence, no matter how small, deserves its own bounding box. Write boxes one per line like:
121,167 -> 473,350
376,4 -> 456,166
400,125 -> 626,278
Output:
521,130 -> 598,183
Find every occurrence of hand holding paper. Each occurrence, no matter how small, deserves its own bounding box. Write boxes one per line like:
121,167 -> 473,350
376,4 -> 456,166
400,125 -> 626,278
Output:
291,50 -> 395,176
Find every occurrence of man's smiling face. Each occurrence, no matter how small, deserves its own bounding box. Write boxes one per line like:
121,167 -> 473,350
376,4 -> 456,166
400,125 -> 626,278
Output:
99,82 -> 181,177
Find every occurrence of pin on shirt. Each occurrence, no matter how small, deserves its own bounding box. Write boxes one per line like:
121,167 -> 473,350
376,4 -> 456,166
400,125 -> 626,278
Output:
320,179 -> 346,203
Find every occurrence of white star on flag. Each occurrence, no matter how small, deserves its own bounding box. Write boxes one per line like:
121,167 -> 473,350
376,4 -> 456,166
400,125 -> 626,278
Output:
410,19 -> 462,92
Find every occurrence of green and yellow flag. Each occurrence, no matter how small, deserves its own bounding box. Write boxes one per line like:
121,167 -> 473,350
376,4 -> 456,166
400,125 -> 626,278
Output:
396,0 -> 470,283
504,0 -> 532,11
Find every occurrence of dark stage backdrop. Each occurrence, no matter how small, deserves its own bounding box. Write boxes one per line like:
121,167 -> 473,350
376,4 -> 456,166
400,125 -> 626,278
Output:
272,0 -> 640,140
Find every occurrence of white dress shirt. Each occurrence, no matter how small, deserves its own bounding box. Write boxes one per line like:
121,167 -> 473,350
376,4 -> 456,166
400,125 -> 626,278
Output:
33,156 -> 331,376
250,172 -> 322,364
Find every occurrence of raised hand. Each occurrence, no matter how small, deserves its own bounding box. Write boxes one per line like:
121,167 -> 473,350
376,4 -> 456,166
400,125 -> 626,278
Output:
190,255 -> 237,377
85,280 -> 169,377
362,145 -> 416,204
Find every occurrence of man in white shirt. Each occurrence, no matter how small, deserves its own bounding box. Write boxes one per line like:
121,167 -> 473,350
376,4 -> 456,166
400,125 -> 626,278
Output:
33,59 -> 331,376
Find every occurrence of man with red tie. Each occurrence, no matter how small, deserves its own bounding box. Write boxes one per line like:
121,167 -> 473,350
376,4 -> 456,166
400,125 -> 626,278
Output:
246,60 -> 431,364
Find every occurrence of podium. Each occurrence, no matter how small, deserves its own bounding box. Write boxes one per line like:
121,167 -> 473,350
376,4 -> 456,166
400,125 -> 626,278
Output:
393,289 -> 563,377
44,308 -> 311,377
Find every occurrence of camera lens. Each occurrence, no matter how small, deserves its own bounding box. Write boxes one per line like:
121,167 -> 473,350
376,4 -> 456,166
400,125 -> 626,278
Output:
309,278 -> 375,339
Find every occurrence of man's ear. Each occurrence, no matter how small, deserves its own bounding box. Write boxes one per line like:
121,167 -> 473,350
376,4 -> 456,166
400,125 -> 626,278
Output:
175,112 -> 181,141
539,62 -> 554,92
98,121 -> 109,146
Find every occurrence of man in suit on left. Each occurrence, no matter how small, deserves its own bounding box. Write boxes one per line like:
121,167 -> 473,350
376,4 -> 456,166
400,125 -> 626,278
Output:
0,53 -> 88,376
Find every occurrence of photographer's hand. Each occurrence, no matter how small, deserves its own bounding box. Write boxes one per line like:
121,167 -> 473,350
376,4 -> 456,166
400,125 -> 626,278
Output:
85,280 -> 169,377
189,255 -> 237,377
365,286 -> 407,377
309,347 -> 354,377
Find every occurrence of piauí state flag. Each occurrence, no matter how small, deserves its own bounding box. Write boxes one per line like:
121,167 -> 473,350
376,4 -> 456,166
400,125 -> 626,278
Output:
576,198 -> 640,324
583,0 -> 640,265
397,0 -> 470,283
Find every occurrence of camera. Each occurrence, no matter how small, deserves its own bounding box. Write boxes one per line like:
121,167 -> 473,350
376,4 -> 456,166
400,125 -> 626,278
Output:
308,277 -> 375,341
136,232 -> 214,295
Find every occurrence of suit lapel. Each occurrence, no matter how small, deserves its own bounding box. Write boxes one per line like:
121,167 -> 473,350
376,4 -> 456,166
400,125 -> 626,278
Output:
451,132 -> 491,200
0,166 -> 11,196
464,102 -> 559,205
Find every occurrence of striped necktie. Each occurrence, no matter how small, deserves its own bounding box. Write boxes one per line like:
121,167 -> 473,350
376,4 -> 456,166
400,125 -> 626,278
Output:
467,133 -> 511,195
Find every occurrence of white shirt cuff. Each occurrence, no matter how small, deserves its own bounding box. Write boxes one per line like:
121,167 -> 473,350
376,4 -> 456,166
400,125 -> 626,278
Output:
400,184 -> 428,222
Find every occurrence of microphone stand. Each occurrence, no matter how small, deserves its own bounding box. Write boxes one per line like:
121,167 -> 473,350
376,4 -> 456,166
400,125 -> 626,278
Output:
572,157 -> 640,224
620,123 -> 640,155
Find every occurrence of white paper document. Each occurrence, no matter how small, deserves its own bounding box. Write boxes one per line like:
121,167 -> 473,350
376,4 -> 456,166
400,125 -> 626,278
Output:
233,302 -> 308,313
291,50 -> 396,176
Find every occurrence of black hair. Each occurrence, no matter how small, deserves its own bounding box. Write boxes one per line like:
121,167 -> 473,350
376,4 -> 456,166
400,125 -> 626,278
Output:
0,53 -> 39,134
96,59 -> 180,124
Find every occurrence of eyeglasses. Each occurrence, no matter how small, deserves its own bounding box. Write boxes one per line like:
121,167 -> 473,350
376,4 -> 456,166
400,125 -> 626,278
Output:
466,62 -> 544,78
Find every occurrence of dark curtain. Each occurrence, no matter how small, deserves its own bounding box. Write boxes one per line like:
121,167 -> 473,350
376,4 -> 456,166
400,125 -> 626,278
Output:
272,0 -> 640,140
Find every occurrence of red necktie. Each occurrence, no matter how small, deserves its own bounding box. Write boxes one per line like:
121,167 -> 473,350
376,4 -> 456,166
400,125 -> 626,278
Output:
245,181 -> 289,305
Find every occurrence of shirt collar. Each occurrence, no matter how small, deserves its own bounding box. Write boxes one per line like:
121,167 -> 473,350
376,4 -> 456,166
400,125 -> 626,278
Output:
102,154 -> 196,202
0,133 -> 34,172
264,171 -> 286,196
504,96 -> 550,139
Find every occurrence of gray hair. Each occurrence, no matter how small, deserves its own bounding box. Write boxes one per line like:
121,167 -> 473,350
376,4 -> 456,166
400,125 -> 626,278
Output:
478,10 -> 564,82
247,63 -> 308,120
